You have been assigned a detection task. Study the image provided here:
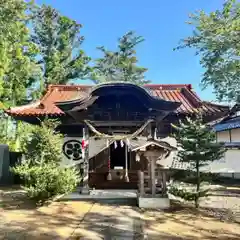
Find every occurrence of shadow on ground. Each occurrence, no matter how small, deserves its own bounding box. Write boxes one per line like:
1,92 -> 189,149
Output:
210,188 -> 240,197
1,202 -> 240,239
0,189 -> 36,210
1,186 -> 240,239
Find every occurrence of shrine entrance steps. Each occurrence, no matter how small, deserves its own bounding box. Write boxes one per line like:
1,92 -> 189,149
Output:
61,189 -> 138,206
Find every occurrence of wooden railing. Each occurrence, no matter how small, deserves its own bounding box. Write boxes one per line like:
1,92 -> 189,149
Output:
138,169 -> 167,197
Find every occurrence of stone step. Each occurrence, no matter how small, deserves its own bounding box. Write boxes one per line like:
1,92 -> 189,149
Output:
61,189 -> 138,206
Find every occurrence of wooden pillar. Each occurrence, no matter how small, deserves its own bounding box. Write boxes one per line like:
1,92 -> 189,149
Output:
138,170 -> 144,196
162,170 -> 167,196
150,157 -> 156,196
148,160 -> 151,189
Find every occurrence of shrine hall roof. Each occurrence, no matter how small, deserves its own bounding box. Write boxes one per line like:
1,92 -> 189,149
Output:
6,83 -> 229,117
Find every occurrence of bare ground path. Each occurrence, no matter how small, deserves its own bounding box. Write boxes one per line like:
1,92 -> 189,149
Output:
1,186 -> 240,239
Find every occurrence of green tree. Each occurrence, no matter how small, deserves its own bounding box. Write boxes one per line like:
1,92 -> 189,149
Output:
0,0 -> 40,107
31,4 -> 91,97
176,0 -> 240,103
170,116 -> 225,208
12,120 -> 80,203
92,31 -> 149,85
20,120 -> 63,164
0,0 -> 41,150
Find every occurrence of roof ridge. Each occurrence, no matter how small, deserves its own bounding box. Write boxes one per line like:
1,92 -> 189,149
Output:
203,101 -> 230,108
47,84 -> 92,89
47,83 -> 193,90
40,85 -> 55,104
144,84 -> 192,88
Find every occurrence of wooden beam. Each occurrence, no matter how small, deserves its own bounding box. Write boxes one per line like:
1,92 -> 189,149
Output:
90,121 -> 144,127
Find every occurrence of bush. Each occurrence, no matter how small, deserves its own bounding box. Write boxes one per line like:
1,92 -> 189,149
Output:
168,185 -> 209,202
12,162 -> 80,202
171,170 -> 219,184
11,119 -> 81,203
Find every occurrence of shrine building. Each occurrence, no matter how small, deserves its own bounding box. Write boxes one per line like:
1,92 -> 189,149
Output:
6,82 -> 230,192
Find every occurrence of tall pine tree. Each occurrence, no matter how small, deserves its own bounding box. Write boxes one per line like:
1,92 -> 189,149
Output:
92,31 -> 149,85
171,115 -> 225,208
31,4 -> 91,98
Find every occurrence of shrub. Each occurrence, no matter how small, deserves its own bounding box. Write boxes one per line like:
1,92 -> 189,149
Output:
12,162 -> 80,202
11,119 -> 81,203
168,185 -> 209,202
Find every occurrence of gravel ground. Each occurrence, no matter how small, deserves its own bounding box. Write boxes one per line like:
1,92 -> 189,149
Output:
169,183 -> 240,223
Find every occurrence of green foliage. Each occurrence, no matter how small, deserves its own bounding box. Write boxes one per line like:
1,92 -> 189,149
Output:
173,116 -> 225,166
20,119 -> 63,164
0,1 -> 92,103
176,0 -> 240,103
0,115 -> 16,151
11,119 -> 80,203
0,1 -> 92,147
31,4 -> 91,97
92,31 -> 149,85
171,115 -> 225,207
0,0 -> 40,106
12,162 -> 80,202
171,170 -> 219,184
168,186 -> 209,202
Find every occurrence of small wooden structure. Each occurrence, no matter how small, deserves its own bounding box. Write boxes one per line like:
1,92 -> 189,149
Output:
132,140 -> 175,208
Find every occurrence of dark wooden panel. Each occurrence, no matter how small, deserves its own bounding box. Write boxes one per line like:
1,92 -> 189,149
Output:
89,171 -> 139,189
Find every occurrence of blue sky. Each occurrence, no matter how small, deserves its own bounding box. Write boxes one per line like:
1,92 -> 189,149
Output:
36,0 -> 225,101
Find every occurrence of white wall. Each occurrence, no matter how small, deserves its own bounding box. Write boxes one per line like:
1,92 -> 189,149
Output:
216,128 -> 240,142
221,149 -> 240,179
216,129 -> 240,179
231,128 -> 240,142
61,136 -> 83,167
217,130 -> 230,142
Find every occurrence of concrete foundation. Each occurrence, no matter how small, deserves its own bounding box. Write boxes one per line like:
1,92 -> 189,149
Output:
61,189 -> 138,206
138,196 -> 170,209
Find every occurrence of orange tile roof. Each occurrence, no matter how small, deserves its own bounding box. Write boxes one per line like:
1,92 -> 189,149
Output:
6,84 -> 229,116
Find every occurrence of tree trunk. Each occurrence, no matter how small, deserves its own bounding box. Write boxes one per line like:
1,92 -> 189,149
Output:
195,159 -> 200,208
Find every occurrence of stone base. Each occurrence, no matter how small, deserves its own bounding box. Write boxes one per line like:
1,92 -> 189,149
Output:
79,186 -> 90,195
138,197 -> 170,209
